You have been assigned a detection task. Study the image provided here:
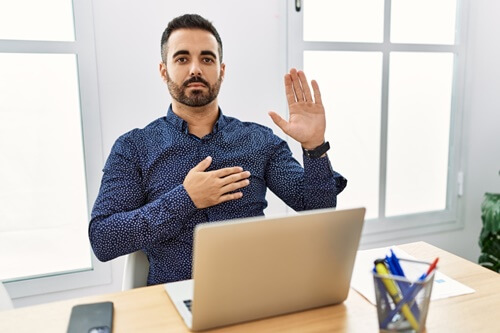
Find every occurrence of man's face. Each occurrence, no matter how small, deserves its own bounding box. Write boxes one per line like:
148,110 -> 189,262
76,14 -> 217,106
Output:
160,28 -> 225,108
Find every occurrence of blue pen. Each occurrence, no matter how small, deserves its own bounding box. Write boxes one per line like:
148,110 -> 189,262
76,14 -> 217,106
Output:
389,249 -> 405,276
386,251 -> 412,293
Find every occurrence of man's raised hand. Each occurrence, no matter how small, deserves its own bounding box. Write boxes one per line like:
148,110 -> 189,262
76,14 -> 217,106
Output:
268,68 -> 326,149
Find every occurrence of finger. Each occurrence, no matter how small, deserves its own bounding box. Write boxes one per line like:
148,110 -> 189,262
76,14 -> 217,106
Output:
268,111 -> 289,133
311,80 -> 323,105
297,70 -> 313,102
221,178 -> 250,193
192,156 -> 212,172
212,165 -> 244,178
290,68 -> 304,102
219,171 -> 251,186
217,191 -> 243,204
284,74 -> 296,105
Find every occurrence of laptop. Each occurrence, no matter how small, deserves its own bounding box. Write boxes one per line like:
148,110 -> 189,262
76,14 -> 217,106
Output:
164,207 -> 366,331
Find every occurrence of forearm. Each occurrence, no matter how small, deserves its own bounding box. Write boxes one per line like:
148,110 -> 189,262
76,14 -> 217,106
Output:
89,185 -> 196,262
266,141 -> 347,211
301,154 -> 347,209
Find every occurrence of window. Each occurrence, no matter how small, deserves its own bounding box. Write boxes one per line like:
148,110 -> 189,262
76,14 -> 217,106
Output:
0,0 -> 110,298
288,0 -> 467,241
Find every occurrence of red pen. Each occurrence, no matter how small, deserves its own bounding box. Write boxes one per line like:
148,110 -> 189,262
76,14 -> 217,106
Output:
425,257 -> 439,277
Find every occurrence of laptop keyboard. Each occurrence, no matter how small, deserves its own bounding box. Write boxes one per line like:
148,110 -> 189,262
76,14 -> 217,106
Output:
183,299 -> 192,312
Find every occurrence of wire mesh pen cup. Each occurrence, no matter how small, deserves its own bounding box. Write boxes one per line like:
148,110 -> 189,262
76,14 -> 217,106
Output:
373,259 -> 436,333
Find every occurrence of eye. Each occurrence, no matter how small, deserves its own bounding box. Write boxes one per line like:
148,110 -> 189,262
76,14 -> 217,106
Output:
176,57 -> 188,63
202,57 -> 215,64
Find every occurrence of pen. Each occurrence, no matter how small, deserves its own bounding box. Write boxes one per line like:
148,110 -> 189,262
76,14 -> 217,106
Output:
389,249 -> 405,276
425,257 -> 439,277
374,259 -> 420,331
381,257 -> 439,328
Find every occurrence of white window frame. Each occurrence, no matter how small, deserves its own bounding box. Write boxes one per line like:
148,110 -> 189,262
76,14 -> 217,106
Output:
287,0 -> 469,243
1,0 -> 110,299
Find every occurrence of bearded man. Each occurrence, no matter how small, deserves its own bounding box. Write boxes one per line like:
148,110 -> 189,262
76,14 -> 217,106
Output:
89,14 -> 347,285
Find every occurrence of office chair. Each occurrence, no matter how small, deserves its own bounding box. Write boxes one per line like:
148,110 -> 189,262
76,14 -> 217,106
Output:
0,281 -> 14,311
122,250 -> 150,291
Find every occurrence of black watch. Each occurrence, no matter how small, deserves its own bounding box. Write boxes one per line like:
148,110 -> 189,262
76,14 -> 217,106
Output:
302,141 -> 330,159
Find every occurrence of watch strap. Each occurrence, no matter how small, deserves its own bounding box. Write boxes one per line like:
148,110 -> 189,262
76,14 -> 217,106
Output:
302,141 -> 330,158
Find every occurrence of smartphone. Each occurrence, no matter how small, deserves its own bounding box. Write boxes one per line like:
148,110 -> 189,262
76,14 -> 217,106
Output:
67,301 -> 114,333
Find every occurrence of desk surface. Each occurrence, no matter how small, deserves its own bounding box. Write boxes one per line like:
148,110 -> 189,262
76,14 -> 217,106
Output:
1,242 -> 499,332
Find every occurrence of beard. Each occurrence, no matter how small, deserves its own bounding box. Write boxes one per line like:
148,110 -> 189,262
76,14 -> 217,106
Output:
166,73 -> 222,107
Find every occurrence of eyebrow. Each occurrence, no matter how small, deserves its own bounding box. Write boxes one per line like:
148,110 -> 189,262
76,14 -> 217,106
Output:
172,50 -> 217,60
200,50 -> 217,59
172,50 -> 189,59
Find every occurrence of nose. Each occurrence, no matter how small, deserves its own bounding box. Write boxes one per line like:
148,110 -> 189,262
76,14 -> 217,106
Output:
190,60 -> 202,77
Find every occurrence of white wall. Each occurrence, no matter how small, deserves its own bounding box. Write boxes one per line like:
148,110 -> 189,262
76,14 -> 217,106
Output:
12,0 -> 500,307
451,0 -> 500,257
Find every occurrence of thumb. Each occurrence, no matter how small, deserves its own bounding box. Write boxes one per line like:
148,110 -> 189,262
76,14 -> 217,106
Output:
192,156 -> 212,172
268,111 -> 288,133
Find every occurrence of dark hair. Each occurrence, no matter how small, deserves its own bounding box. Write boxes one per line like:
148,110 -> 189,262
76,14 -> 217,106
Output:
161,14 -> 223,63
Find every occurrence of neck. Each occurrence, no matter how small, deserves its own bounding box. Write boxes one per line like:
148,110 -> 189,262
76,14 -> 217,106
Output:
171,99 -> 219,138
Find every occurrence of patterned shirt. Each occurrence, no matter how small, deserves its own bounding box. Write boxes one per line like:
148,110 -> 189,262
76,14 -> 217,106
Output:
89,106 -> 347,285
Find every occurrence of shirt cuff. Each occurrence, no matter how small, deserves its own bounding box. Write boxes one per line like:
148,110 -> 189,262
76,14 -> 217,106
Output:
303,154 -> 334,179
158,184 -> 198,222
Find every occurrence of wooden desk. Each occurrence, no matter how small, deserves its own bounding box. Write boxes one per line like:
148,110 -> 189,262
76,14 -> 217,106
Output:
1,242 -> 498,332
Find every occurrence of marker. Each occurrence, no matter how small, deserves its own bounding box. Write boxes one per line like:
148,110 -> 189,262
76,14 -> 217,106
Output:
374,259 -> 419,331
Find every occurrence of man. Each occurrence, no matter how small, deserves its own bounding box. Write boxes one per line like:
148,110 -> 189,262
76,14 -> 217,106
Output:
89,14 -> 346,285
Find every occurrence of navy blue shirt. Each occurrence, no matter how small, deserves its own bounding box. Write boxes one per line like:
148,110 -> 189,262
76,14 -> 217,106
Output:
89,106 -> 347,285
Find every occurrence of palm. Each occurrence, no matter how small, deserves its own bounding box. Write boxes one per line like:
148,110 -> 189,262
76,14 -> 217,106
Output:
269,69 -> 326,149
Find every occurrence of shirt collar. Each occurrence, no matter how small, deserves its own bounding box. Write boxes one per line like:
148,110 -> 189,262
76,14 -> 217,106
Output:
165,104 -> 228,134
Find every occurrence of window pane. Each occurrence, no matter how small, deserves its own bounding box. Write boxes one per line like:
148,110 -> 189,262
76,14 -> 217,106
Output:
0,0 -> 75,41
0,53 -> 91,281
304,51 -> 382,219
304,0 -> 384,43
386,52 -> 454,216
391,0 -> 457,44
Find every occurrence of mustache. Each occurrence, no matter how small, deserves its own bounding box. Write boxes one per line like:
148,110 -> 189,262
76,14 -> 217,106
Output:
183,76 -> 209,87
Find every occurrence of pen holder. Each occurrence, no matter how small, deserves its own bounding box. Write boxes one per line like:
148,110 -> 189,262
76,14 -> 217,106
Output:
373,259 -> 435,333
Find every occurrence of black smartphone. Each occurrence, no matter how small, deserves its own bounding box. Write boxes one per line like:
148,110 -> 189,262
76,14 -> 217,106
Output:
67,301 -> 114,333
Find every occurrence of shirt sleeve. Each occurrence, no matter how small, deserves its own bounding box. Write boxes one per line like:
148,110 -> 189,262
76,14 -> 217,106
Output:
88,134 -> 197,262
265,138 -> 347,211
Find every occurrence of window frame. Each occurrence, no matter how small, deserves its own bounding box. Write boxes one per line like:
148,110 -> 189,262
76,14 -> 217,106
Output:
1,0 -> 111,298
287,0 -> 469,243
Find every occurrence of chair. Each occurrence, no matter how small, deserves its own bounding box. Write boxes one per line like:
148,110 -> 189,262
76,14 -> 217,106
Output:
122,250 -> 150,291
0,281 -> 14,311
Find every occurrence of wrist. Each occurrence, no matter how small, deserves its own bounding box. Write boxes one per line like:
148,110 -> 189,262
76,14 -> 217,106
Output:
301,139 -> 326,150
302,141 -> 330,159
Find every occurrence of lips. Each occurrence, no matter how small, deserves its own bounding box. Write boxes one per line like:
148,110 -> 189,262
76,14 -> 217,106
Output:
184,76 -> 209,88
187,83 -> 206,88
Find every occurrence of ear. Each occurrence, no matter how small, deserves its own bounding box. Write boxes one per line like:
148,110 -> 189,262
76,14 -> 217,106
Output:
159,62 -> 168,83
220,63 -> 226,81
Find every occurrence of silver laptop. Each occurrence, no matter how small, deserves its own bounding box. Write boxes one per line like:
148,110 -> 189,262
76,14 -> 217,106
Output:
164,207 -> 366,331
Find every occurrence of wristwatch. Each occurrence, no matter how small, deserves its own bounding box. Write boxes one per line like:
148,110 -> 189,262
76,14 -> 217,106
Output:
302,141 -> 330,159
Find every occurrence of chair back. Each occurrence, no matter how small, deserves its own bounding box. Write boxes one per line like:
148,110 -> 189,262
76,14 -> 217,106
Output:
0,281 -> 14,311
122,250 -> 150,291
